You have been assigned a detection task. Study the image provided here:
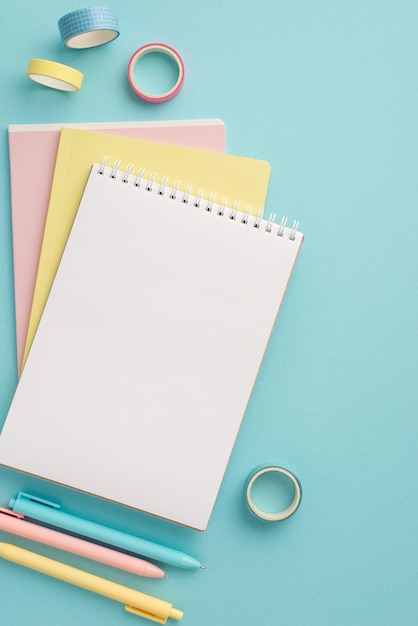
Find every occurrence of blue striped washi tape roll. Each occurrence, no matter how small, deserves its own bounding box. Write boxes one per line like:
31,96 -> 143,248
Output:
58,7 -> 120,49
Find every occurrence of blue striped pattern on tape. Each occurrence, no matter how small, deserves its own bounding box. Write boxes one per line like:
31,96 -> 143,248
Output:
58,7 -> 119,48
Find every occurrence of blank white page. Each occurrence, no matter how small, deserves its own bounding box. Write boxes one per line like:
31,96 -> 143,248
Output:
0,163 -> 303,531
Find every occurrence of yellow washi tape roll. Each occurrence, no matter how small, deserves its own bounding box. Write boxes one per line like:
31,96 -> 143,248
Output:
26,59 -> 83,92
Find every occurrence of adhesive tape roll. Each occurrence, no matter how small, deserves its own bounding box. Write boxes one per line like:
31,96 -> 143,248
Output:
127,43 -> 185,103
58,7 -> 120,49
245,465 -> 302,522
26,59 -> 83,92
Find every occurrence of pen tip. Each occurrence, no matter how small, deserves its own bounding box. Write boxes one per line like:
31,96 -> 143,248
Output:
200,564 -> 206,570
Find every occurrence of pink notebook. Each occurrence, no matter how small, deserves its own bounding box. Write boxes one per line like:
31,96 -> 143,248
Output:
8,119 -> 226,373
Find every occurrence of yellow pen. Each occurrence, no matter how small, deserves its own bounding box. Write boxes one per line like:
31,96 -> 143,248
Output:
0,542 -> 183,624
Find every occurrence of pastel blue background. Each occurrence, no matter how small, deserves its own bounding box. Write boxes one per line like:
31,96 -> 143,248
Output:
0,1 -> 417,624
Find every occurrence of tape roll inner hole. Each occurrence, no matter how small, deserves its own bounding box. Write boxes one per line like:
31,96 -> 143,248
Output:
27,73 -> 78,92
131,51 -> 180,97
66,30 -> 118,49
247,468 -> 300,520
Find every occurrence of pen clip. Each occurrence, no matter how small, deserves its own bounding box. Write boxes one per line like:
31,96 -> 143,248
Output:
0,507 -> 24,520
125,605 -> 167,624
9,492 -> 61,511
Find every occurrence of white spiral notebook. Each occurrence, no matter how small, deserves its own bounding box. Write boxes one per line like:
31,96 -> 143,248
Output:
0,160 -> 303,531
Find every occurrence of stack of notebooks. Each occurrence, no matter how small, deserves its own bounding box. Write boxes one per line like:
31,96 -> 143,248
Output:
0,119 -> 303,532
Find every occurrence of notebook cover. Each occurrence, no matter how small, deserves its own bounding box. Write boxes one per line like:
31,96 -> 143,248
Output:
0,164 -> 302,531
8,120 -> 226,374
22,127 -> 271,370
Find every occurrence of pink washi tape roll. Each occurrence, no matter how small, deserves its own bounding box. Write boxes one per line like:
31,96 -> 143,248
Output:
127,43 -> 185,103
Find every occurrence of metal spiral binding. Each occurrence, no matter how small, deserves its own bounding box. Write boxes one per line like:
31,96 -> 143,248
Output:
265,212 -> 276,233
170,180 -> 181,200
277,216 -> 288,237
98,157 -> 300,240
146,172 -> 157,191
122,164 -> 133,183
182,184 -> 193,204
253,209 -> 262,229
289,220 -> 299,241
134,168 -> 145,187
229,200 -> 240,220
218,197 -> 228,216
194,188 -> 204,208
110,160 -> 121,179
206,192 -> 216,212
98,156 -> 109,174
241,204 -> 252,224
158,176 -> 169,195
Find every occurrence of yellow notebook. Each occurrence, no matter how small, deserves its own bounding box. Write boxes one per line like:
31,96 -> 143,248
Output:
22,127 -> 271,369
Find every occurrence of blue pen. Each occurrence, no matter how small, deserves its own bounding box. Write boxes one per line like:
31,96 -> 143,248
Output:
9,492 -> 203,570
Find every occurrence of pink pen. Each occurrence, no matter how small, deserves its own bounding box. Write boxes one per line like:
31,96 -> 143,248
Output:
0,507 -> 165,578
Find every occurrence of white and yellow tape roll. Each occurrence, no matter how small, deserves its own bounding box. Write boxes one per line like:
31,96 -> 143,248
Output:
26,59 -> 83,92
